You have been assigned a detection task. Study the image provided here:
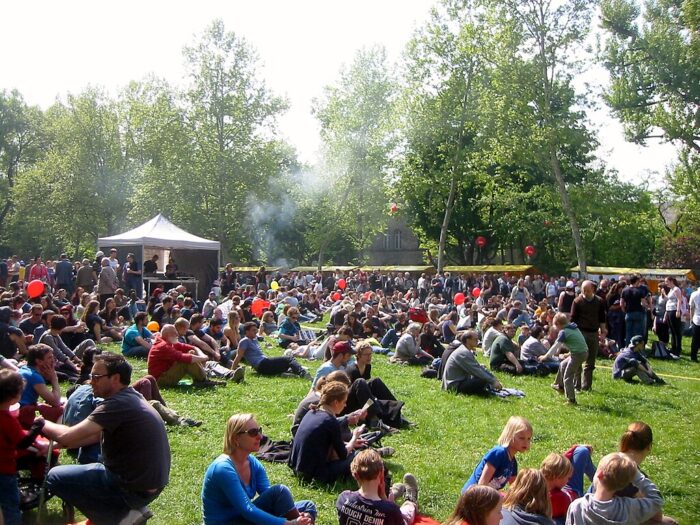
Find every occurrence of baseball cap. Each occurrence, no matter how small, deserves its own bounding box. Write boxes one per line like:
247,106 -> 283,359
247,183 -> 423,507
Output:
332,341 -> 356,356
95,251 -> 104,258
630,335 -> 645,347
566,280 -> 574,289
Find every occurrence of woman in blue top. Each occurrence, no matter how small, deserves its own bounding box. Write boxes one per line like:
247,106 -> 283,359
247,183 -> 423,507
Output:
202,413 -> 316,525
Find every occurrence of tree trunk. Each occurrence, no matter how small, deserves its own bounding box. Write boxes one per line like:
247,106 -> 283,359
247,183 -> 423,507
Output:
549,148 -> 587,276
437,66 -> 474,273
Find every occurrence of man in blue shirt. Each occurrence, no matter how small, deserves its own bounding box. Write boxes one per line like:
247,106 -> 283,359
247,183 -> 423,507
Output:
233,322 -> 311,380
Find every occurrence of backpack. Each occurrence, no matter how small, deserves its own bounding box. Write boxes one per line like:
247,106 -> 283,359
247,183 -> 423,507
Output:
649,341 -> 679,360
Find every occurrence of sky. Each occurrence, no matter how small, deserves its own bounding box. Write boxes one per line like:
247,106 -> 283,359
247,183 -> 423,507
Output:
2,0 -> 678,186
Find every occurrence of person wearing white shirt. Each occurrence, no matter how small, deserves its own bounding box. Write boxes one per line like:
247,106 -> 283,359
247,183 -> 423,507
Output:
690,286 -> 700,362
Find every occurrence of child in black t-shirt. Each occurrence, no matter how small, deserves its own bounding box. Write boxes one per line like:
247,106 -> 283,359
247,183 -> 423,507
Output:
336,449 -> 420,525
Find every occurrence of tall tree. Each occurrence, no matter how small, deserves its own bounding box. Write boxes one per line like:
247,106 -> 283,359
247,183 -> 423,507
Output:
183,19 -> 288,261
7,89 -> 129,256
312,46 -> 397,267
0,90 -> 42,240
398,0 -> 503,271
496,0 -> 596,275
600,0 -> 699,155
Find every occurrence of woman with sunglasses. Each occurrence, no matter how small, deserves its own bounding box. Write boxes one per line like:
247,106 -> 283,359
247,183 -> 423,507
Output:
202,413 -> 316,525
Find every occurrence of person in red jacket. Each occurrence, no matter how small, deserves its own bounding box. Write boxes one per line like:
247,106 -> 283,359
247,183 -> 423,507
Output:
147,324 -> 218,387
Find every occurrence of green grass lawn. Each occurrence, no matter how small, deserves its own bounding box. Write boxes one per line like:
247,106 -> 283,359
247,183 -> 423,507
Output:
37,326 -> 700,525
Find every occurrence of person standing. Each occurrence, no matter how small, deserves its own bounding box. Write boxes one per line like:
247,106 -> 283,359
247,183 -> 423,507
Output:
123,253 -> 143,299
54,253 -> 75,296
43,352 -> 170,525
663,277 -> 684,357
690,285 -> 700,362
620,275 -> 651,345
570,280 -> 607,391
97,258 -> 118,308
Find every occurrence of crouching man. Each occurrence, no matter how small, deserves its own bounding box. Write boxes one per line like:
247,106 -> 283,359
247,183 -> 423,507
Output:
43,352 -> 170,525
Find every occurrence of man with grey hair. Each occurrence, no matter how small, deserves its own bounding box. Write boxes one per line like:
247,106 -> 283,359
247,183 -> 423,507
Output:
570,280 -> 607,391
394,323 -> 433,365
443,330 -> 502,394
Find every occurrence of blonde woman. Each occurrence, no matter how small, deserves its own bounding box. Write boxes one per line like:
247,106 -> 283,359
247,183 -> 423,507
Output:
202,413 -> 316,524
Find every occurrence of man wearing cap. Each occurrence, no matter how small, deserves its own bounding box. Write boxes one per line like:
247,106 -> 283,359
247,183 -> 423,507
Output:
570,280 -> 607,391
312,341 -> 356,388
232,322 -> 311,381
612,336 -> 665,385
54,253 -> 75,295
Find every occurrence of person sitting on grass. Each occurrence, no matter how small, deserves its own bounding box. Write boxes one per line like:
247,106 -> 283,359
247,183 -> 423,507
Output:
147,324 -> 221,388
312,341 -> 357,388
520,325 -> 560,373
202,413 -> 316,525
37,315 -> 88,383
462,416 -> 532,492
336,449 -> 420,525
121,311 -> 153,358
289,381 -> 368,485
393,323 -> 433,365
488,324 -> 534,375
0,369 -> 50,525
612,335 -> 665,385
232,322 -> 311,380
566,452 -> 662,525
443,485 -> 503,525
43,352 -> 170,525
278,307 -> 309,349
615,422 -> 677,525
175,317 -> 225,366
18,344 -> 63,428
442,331 -> 502,396
344,341 -> 406,429
500,468 -> 554,525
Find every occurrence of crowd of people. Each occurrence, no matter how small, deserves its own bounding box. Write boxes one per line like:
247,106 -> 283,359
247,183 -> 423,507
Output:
1,254 -> 697,525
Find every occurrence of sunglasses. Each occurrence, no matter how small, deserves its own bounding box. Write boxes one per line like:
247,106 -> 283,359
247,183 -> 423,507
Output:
238,427 -> 263,437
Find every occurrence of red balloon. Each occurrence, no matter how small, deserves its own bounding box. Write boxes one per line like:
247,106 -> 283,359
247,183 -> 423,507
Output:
332,292 -> 341,301
524,245 -> 536,257
27,279 -> 45,299
454,292 -> 465,305
390,203 -> 398,213
476,236 -> 487,248
338,278 -> 347,290
471,287 -> 481,298
251,299 -> 270,318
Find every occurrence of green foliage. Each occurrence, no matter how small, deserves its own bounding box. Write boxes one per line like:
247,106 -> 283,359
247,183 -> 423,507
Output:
6,88 -> 129,257
311,46 -> 397,265
600,0 -> 700,153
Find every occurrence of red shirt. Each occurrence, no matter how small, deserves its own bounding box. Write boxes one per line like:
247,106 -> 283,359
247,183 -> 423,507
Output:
29,264 -> 48,282
550,486 -> 577,518
147,335 -> 195,379
0,409 -> 29,474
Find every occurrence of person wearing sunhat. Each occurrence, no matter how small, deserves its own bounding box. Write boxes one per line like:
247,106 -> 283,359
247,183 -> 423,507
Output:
612,335 -> 665,385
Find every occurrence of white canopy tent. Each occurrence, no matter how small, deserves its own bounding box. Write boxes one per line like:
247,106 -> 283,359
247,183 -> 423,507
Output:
97,214 -> 220,300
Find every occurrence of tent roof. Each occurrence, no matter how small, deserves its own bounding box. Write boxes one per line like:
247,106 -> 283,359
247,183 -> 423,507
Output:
359,266 -> 434,273
571,266 -> 696,280
443,265 -> 534,273
98,214 -> 220,251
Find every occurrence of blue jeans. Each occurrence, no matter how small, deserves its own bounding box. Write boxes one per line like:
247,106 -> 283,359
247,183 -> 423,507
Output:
46,463 -> 161,525
122,345 -> 150,358
238,485 -> 316,524
565,446 -> 597,497
381,329 -> 400,348
0,473 -> 21,525
625,311 -> 646,345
